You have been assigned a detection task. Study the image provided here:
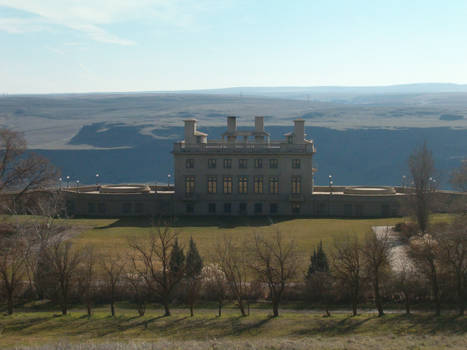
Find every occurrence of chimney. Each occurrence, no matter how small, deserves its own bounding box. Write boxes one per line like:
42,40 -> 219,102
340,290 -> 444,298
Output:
184,119 -> 197,144
293,119 -> 305,144
227,116 -> 237,133
255,116 -> 264,132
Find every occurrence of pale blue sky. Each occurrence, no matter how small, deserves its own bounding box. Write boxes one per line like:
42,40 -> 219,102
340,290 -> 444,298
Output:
1,0 -> 467,93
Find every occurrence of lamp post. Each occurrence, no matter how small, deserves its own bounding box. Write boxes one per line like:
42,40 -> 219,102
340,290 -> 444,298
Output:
96,173 -> 100,186
328,174 -> 333,217
328,174 -> 333,194
76,180 -> 80,192
59,177 -> 62,190
401,175 -> 406,192
66,176 -> 70,189
167,173 -> 172,187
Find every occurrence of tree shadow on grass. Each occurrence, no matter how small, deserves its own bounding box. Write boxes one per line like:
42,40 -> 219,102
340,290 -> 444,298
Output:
291,315 -> 375,337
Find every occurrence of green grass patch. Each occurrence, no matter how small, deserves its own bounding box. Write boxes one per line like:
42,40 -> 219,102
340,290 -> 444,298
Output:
0,308 -> 465,348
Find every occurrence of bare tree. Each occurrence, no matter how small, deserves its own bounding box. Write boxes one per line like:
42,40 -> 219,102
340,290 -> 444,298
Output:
100,253 -> 125,317
215,235 -> 249,316
126,268 -> 148,317
392,266 -> 421,315
44,236 -> 83,315
128,219 -> 185,316
250,230 -> 299,317
409,233 -> 442,316
202,264 -> 227,317
437,217 -> 467,315
0,223 -> 29,315
408,141 -> 436,234
0,128 -> 59,212
332,235 -> 362,316
361,230 -> 391,317
77,246 -> 97,318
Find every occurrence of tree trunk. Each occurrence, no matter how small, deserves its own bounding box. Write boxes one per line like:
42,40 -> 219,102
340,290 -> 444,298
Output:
87,301 -> 92,318
163,300 -> 171,316
218,301 -> 222,317
138,302 -> 146,316
7,294 -> 14,315
432,273 -> 441,316
403,291 -> 411,315
325,304 -> 331,317
61,303 -> 67,315
272,300 -> 279,317
110,301 -> 115,317
238,299 -> 246,317
190,304 -> 194,317
351,292 -> 358,317
374,279 -> 384,317
456,272 -> 464,316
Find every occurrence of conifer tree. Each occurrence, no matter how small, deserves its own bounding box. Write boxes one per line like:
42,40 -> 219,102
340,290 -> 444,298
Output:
307,241 -> 329,277
185,237 -> 204,316
169,238 -> 185,276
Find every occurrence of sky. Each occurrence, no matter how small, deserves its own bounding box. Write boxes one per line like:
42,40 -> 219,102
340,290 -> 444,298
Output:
1,0 -> 467,94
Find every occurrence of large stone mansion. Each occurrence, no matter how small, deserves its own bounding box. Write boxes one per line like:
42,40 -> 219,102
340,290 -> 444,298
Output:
63,116 -> 410,217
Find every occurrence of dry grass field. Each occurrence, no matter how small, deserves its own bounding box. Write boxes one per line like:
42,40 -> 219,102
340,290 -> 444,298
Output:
66,214 -> 453,271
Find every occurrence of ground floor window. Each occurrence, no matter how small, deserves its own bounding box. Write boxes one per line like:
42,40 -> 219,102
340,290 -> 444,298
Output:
291,202 -> 301,214
239,202 -> 247,214
98,202 -> 106,214
254,203 -> 263,214
270,203 -> 278,214
186,203 -> 194,214
344,204 -> 353,217
122,202 -> 132,214
208,203 -> 216,213
88,202 -> 95,214
135,202 -> 144,213
224,203 -> 232,214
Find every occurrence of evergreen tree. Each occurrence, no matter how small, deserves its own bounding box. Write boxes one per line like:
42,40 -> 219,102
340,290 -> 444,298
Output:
307,241 -> 329,277
169,238 -> 185,276
184,237 -> 203,316
186,237 -> 203,278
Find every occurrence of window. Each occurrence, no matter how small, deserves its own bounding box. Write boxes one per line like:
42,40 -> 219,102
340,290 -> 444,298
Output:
98,202 -> 106,214
186,203 -> 194,213
269,176 -> 279,194
208,159 -> 217,169
223,159 -> 232,168
292,176 -> 301,194
208,176 -> 217,194
185,176 -> 195,196
224,203 -> 232,214
254,203 -> 263,214
292,202 -> 301,214
239,202 -> 247,214
208,203 -> 216,213
239,159 -> 248,169
223,176 -> 233,194
238,176 -> 248,194
254,159 -> 263,168
344,204 -> 353,217
88,202 -> 95,213
270,203 -> 278,214
122,202 -> 132,214
269,159 -> 278,168
135,202 -> 144,213
254,176 -> 263,194
292,159 -> 301,169
186,159 -> 194,168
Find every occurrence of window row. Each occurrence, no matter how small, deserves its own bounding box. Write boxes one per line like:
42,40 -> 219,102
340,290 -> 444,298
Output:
186,158 -> 301,169
185,175 -> 301,195
186,202 -> 301,214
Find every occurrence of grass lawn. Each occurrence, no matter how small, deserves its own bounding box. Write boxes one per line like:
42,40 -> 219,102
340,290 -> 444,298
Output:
0,307 -> 466,348
68,214 -> 453,267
